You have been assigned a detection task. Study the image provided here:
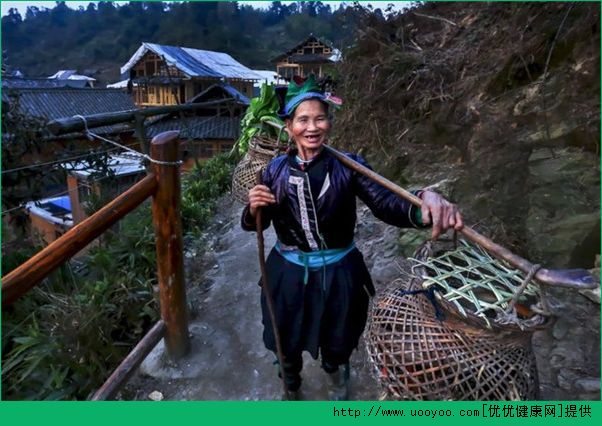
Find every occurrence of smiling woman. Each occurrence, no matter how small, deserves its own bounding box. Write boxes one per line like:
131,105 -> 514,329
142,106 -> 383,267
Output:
241,74 -> 464,401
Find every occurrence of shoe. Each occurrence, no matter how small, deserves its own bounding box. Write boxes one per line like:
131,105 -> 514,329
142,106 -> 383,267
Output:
327,363 -> 350,401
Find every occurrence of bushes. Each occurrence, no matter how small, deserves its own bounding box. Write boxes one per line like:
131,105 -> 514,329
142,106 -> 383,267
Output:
180,153 -> 238,235
1,207 -> 159,400
1,152 -> 238,400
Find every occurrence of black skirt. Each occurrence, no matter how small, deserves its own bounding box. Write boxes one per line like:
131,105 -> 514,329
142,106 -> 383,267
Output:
260,247 -> 375,361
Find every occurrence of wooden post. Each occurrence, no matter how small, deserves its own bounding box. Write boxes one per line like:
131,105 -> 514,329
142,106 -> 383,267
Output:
150,131 -> 190,359
134,113 -> 150,156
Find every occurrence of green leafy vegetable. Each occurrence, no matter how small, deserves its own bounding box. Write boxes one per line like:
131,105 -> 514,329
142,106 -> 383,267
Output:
236,83 -> 288,154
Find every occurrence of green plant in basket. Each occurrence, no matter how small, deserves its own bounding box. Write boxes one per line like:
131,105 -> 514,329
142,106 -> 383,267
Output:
237,83 -> 288,154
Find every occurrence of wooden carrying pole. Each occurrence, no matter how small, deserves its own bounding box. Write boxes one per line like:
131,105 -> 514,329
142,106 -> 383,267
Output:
91,320 -> 166,401
323,144 -> 597,290
261,119 -> 596,289
1,175 -> 158,306
150,131 -> 190,359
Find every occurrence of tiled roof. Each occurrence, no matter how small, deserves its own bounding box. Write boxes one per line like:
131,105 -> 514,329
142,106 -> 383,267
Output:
146,115 -> 241,141
1,77 -> 89,89
2,88 -> 136,135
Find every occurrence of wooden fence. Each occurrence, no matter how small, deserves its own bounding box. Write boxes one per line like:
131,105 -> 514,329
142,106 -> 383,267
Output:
1,100 -> 237,399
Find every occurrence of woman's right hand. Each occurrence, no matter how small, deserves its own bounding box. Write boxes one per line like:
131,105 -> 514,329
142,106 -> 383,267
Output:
248,185 -> 276,217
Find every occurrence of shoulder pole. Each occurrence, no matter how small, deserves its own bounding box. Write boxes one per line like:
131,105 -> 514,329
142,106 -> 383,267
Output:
255,170 -> 291,400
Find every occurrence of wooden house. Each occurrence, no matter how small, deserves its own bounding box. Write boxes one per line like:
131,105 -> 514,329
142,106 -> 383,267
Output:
26,154 -> 146,244
48,70 -> 96,88
1,87 -> 136,172
2,87 -> 137,243
272,34 -> 341,80
145,82 -> 249,170
120,42 -> 262,107
66,154 -> 146,224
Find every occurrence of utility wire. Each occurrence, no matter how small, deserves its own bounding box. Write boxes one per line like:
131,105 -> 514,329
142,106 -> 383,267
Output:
1,143 -> 139,175
2,170 -> 131,216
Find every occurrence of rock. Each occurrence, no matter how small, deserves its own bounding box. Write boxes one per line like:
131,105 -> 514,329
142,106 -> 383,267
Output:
148,391 -> 164,401
552,318 -> 570,340
575,378 -> 601,393
557,369 -> 581,391
579,287 -> 601,304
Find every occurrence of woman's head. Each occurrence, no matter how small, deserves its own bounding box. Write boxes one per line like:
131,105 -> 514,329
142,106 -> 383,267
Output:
280,74 -> 340,157
285,98 -> 331,155
281,74 -> 329,119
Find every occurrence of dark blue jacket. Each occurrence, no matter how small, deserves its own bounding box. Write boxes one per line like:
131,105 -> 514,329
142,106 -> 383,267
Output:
242,149 -> 424,252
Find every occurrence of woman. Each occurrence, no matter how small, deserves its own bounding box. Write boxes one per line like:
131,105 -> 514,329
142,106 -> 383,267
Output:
241,75 -> 463,400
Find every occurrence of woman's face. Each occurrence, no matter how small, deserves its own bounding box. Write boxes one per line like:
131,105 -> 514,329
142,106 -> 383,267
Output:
286,99 -> 331,155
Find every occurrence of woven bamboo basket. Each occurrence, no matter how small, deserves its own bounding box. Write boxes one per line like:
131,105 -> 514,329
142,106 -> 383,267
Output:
366,238 -> 551,401
231,135 -> 287,204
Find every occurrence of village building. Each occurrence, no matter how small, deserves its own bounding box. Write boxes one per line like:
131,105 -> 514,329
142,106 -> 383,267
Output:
1,87 -> 136,169
145,82 -> 249,169
2,87 -> 138,243
2,76 -> 91,89
48,70 -> 97,88
26,154 -> 146,243
251,70 -> 288,96
120,42 -> 262,107
272,34 -> 341,81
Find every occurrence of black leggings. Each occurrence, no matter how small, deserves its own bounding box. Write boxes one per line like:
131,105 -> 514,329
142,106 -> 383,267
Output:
278,349 -> 349,391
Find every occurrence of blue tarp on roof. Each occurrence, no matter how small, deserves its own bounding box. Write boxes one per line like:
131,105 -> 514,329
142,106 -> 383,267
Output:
221,83 -> 251,105
121,42 -> 263,81
48,195 -> 71,212
189,82 -> 250,106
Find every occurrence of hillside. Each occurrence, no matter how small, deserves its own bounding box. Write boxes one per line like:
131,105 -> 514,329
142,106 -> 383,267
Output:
334,1 -> 600,269
331,1 -> 600,399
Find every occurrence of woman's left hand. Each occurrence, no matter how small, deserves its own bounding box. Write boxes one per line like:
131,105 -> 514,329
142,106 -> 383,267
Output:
419,190 -> 464,240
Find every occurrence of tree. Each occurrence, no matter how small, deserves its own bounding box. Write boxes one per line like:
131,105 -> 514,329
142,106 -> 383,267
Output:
25,6 -> 40,21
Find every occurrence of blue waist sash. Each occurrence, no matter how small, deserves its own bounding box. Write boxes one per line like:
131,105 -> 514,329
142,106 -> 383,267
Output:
274,241 -> 356,285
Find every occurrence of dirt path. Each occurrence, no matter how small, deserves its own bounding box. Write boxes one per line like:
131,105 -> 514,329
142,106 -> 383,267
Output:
124,193 -> 599,401
125,195 -> 405,401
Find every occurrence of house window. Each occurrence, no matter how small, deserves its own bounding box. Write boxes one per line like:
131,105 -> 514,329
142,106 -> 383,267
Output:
199,142 -> 215,158
145,61 -> 156,76
220,142 -> 234,153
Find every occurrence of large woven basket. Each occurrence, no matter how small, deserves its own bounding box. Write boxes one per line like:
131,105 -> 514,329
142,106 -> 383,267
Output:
231,135 -> 287,204
366,238 -> 550,401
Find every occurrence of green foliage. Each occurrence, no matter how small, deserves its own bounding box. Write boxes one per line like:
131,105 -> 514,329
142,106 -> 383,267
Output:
2,147 -> 238,400
1,207 -> 159,400
237,84 -> 287,155
180,153 -> 239,235
1,2 -> 378,81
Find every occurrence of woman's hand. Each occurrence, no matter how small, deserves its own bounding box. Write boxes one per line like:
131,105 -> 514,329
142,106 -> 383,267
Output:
419,190 -> 464,240
248,185 -> 276,217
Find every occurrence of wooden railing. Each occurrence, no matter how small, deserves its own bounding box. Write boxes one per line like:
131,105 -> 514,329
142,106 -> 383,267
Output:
2,130 -> 191,400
